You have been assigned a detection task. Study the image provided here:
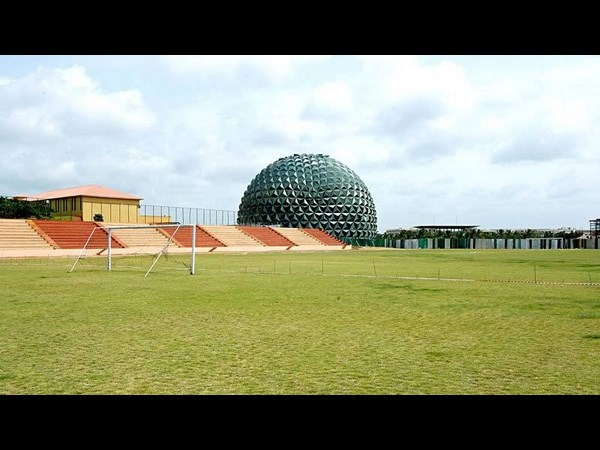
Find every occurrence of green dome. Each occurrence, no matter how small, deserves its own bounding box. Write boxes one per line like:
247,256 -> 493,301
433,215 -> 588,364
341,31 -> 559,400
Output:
237,153 -> 377,239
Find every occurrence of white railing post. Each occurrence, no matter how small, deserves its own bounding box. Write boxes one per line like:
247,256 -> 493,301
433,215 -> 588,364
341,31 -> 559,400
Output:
191,225 -> 196,275
108,228 -> 112,271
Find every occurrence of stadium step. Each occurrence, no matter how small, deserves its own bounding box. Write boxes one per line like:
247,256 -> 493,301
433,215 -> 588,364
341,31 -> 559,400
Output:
159,225 -> 225,248
202,225 -> 264,247
237,226 -> 296,247
103,223 -> 178,247
0,219 -> 55,249
301,228 -> 346,246
271,227 -> 325,246
31,220 -> 125,249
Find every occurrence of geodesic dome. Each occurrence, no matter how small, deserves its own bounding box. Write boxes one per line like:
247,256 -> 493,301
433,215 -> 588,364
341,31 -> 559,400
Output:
237,153 -> 377,239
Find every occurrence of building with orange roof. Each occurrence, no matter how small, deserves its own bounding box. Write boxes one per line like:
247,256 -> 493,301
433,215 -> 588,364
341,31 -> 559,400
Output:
16,185 -> 147,222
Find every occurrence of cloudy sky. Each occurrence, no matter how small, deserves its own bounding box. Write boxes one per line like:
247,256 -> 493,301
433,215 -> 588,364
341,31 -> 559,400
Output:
1,55 -> 598,231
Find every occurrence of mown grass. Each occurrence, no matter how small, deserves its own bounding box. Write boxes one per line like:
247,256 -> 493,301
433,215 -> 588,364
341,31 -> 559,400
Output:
0,249 -> 599,394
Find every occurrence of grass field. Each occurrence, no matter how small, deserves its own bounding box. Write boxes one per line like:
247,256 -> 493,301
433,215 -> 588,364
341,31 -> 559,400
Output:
1,249 -> 599,394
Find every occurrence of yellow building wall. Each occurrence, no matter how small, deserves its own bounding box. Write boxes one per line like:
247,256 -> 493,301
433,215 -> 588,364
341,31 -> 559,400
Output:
82,197 -> 140,223
48,196 -> 173,223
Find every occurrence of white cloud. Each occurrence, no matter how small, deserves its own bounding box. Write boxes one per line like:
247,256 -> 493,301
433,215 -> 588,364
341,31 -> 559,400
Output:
161,55 -> 330,82
55,65 -> 96,90
0,64 -> 157,196
302,81 -> 354,120
162,55 -> 242,73
0,65 -> 155,144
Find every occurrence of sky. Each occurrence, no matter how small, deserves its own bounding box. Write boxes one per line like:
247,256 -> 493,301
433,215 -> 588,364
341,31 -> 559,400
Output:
0,55 -> 598,232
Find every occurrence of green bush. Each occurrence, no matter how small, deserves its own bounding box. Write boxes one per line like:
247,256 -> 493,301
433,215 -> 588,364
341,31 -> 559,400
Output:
0,197 -> 53,219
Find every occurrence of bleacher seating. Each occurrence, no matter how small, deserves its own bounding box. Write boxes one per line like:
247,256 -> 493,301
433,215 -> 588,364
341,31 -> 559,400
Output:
202,225 -> 264,247
237,226 -> 295,247
159,225 -> 225,248
0,220 -> 351,254
104,223 -> 175,247
271,227 -> 324,246
301,228 -> 346,246
31,220 -> 124,249
0,219 -> 54,249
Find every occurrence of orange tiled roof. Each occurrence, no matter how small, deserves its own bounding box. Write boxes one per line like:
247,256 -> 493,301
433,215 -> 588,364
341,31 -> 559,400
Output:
31,185 -> 142,201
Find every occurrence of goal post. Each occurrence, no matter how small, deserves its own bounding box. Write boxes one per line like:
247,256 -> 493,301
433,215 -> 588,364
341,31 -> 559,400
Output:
70,223 -> 197,275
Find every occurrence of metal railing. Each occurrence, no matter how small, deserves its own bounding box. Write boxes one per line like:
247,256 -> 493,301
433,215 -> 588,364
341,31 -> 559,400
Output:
138,205 -> 237,225
49,202 -> 238,225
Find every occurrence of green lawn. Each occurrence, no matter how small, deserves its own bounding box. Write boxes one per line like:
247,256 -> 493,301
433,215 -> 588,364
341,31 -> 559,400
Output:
1,249 -> 599,394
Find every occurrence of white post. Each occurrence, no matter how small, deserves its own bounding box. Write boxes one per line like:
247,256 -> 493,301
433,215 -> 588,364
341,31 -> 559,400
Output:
69,226 -> 97,273
191,224 -> 196,275
108,228 -> 112,271
144,224 -> 180,278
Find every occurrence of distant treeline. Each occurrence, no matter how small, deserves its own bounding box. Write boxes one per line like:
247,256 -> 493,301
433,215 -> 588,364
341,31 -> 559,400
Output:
381,228 -> 583,240
0,197 -> 53,219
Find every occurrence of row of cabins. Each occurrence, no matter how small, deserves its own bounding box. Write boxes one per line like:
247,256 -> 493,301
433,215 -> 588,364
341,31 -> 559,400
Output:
389,237 -> 599,250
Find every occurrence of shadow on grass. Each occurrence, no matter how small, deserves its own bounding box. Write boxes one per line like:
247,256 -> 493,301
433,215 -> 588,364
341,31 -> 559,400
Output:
371,283 -> 444,293
582,333 -> 600,340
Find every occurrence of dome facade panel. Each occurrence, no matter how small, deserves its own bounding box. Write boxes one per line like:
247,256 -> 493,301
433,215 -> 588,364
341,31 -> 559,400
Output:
238,154 -> 377,239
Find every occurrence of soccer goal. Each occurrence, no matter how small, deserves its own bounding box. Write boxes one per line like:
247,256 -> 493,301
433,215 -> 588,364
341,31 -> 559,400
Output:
69,223 -> 197,276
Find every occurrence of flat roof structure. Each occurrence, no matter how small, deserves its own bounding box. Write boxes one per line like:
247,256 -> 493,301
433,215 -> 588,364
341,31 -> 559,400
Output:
413,225 -> 479,231
16,185 -> 142,201
590,219 -> 600,238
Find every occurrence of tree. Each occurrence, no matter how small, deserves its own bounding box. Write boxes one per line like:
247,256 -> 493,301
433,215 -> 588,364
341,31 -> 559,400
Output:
0,197 -> 53,219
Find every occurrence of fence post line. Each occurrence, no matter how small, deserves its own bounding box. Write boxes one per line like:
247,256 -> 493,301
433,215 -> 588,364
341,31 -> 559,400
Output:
108,229 -> 112,271
191,224 -> 196,275
101,204 -> 235,226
